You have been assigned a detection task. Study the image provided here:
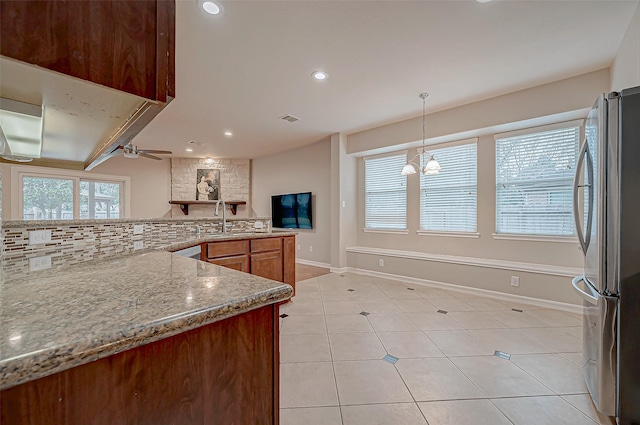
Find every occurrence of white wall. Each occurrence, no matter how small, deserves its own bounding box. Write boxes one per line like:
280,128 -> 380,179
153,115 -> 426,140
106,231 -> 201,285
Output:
92,155 -> 171,218
611,1 -> 640,91
347,70 -> 611,305
251,138 -> 332,266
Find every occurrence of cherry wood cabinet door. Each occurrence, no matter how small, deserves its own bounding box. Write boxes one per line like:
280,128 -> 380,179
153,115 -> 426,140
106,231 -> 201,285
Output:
251,251 -> 283,282
0,0 -> 175,101
208,254 -> 250,273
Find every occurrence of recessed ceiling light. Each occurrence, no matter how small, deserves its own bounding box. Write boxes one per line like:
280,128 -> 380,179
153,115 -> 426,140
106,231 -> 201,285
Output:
312,71 -> 328,80
198,0 -> 222,15
476,0 -> 492,3
224,131 -> 233,137
186,148 -> 193,152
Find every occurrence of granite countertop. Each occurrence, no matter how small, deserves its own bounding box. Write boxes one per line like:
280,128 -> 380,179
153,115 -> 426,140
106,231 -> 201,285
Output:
0,250 -> 293,390
158,230 -> 298,252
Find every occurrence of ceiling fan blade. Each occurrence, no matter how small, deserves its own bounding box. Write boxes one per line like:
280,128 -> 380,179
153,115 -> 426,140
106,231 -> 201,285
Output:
139,149 -> 172,155
103,145 -> 124,159
139,152 -> 162,160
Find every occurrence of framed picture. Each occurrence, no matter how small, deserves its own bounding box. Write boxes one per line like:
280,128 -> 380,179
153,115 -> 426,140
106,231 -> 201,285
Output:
196,169 -> 220,201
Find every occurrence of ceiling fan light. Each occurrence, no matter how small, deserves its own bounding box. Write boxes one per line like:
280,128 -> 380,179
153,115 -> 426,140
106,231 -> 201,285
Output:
401,163 -> 417,175
123,152 -> 139,159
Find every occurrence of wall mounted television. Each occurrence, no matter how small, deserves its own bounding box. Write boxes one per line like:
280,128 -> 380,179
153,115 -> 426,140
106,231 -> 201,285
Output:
271,192 -> 313,229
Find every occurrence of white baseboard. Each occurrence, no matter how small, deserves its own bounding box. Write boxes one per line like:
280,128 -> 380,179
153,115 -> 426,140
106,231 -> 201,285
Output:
329,267 -> 348,274
340,266 -> 582,315
296,258 -> 331,269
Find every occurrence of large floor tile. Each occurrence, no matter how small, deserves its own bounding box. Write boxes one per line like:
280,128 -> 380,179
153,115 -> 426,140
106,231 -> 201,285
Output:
367,313 -> 419,332
380,288 -> 422,300
492,395 -> 598,425
428,298 -> 477,312
377,331 -> 445,358
329,332 -> 387,361
562,394 -> 617,425
489,310 -> 550,328
393,299 -> 437,313
418,399 -> 512,425
280,407 -> 342,425
358,299 -> 402,314
558,352 -> 585,367
424,330 -> 495,357
333,360 -> 413,405
286,300 -> 325,316
447,311 -> 508,329
405,312 -> 464,331
511,354 -> 588,394
320,282 -> 351,292
352,288 -> 389,300
470,328 -> 552,354
556,326 -> 583,339
395,358 -> 484,401
517,327 -> 582,353
523,309 -> 583,327
280,334 -> 332,363
455,297 -> 512,311
414,287 -> 457,299
281,315 -> 327,335
321,290 -> 357,301
451,356 -> 554,398
280,362 -> 339,408
323,300 -> 363,315
326,314 -> 375,333
341,403 -> 428,425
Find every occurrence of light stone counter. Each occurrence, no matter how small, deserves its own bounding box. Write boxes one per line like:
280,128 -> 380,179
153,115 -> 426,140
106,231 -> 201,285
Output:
0,250 -> 293,390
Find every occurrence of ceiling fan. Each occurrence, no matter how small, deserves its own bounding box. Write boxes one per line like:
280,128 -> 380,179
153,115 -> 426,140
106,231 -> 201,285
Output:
110,143 -> 172,160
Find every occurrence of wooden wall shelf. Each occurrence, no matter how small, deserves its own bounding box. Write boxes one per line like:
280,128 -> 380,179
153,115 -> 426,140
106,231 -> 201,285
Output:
169,200 -> 247,215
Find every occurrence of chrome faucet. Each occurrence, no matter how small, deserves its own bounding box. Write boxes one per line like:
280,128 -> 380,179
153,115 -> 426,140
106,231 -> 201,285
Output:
214,200 -> 227,234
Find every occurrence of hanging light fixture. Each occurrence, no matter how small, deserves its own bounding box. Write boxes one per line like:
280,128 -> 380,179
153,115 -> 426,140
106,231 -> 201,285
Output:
401,93 -> 441,176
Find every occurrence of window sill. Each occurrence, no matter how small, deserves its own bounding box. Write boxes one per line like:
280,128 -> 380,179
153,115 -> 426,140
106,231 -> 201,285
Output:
362,228 -> 409,235
492,233 -> 578,243
417,230 -> 480,239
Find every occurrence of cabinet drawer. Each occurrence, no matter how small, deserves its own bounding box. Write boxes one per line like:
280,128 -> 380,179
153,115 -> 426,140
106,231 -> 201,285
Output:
251,237 -> 282,253
208,255 -> 250,273
207,240 -> 249,259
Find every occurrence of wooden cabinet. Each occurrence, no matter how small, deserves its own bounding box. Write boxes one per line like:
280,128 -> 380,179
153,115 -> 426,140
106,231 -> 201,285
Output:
204,236 -> 295,293
1,304 -> 280,425
0,0 -> 175,102
208,254 -> 250,273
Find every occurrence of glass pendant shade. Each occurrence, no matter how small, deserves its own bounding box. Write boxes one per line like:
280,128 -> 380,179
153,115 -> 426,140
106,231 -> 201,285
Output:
401,163 -> 417,175
423,156 -> 441,175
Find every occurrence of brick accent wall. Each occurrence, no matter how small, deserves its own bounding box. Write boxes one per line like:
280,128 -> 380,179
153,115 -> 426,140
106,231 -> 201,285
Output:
171,158 -> 250,218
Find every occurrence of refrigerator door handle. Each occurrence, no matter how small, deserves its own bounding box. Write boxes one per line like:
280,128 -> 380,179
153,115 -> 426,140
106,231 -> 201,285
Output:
573,140 -> 594,254
572,275 -> 599,305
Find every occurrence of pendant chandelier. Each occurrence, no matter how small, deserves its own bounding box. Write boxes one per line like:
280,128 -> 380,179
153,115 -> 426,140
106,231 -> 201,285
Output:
401,93 -> 441,176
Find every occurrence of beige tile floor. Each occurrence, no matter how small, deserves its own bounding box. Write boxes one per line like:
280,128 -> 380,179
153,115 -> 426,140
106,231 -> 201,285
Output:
279,273 -> 616,425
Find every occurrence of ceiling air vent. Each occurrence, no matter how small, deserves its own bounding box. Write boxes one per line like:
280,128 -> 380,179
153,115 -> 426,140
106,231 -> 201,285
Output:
279,114 -> 300,123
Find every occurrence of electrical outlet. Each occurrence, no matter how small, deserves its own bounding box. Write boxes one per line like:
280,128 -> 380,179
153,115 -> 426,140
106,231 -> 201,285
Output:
28,230 -> 51,245
342,200 -> 346,208
254,221 -> 264,229
379,259 -> 384,267
297,244 -> 301,250
29,255 -> 51,271
133,224 -> 144,235
309,245 -> 313,253
134,240 -> 144,250
511,276 -> 520,287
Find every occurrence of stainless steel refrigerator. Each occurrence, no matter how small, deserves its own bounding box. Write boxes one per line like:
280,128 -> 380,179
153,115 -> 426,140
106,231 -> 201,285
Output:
572,86 -> 640,424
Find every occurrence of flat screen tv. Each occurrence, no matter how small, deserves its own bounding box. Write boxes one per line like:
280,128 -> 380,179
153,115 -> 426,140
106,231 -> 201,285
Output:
271,192 -> 313,229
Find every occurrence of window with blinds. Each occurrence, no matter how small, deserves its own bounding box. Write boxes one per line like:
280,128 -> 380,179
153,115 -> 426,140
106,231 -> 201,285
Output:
495,126 -> 580,236
364,153 -> 407,229
420,142 -> 477,232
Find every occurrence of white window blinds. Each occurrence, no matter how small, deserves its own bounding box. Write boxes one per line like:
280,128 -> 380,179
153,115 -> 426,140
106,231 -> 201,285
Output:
365,153 -> 407,229
420,142 -> 477,232
495,126 -> 579,236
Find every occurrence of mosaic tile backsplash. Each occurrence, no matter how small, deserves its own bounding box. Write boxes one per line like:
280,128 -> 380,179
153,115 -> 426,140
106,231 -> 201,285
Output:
1,217 -> 271,274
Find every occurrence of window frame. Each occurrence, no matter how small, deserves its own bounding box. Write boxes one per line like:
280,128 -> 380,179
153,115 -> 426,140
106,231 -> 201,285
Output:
494,120 -> 582,238
418,138 -> 478,235
363,151 -> 408,232
10,165 -> 130,220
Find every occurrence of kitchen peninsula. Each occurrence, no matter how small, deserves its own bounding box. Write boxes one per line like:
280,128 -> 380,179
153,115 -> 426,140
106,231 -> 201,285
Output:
0,219 -> 295,425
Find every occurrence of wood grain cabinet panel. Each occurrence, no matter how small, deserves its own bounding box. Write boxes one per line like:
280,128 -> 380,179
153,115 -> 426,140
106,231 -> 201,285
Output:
283,236 -> 296,293
207,240 -> 249,259
208,254 -> 250,273
0,0 -> 175,102
251,251 -> 284,282
251,238 -> 282,253
1,305 -> 279,425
